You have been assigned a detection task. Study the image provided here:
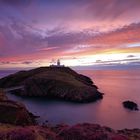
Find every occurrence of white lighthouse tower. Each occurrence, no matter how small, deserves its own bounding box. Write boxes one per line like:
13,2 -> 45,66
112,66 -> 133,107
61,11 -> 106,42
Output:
50,59 -> 64,67
57,59 -> 60,66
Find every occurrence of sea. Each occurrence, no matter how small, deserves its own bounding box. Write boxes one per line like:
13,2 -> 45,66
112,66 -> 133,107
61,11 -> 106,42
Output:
0,69 -> 140,129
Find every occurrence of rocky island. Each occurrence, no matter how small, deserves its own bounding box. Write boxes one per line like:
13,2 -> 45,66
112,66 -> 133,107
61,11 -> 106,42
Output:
0,67 -> 103,102
123,101 -> 139,111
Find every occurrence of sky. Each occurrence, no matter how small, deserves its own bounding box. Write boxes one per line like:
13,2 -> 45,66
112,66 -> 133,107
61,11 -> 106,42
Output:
0,0 -> 140,69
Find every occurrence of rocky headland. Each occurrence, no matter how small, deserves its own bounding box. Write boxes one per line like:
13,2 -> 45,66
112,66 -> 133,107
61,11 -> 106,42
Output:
0,67 -> 103,102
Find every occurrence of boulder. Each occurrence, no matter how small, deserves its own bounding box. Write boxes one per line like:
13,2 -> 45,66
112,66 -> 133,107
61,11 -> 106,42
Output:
123,101 -> 139,111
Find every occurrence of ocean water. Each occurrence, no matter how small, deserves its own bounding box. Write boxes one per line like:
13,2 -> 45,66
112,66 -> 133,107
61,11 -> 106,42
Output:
0,69 -> 140,129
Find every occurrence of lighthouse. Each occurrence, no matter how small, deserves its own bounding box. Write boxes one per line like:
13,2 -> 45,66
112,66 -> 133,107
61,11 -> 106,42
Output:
57,59 -> 60,66
50,59 -> 64,67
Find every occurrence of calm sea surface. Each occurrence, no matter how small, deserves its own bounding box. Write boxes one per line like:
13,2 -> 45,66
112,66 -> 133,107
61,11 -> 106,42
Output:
0,69 -> 140,129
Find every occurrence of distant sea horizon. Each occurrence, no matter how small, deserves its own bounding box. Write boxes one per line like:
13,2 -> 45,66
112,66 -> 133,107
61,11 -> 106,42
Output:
0,64 -> 140,78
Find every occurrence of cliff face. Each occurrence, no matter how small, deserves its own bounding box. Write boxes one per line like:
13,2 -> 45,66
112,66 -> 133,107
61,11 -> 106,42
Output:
0,67 -> 103,102
0,89 -> 36,125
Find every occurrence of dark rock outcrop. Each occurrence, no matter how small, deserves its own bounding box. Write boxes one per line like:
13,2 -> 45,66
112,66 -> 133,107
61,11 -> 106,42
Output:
123,101 -> 139,111
0,89 -> 36,125
0,100 -> 36,125
0,67 -> 103,102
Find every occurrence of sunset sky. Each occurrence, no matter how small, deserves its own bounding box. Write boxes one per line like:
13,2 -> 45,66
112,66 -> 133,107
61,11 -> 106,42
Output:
0,0 -> 140,68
